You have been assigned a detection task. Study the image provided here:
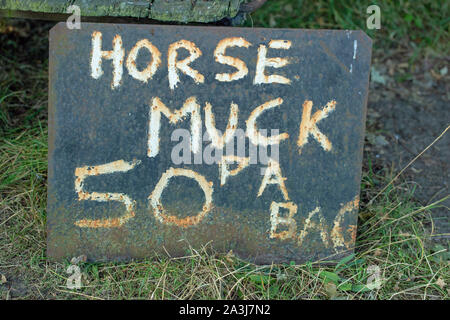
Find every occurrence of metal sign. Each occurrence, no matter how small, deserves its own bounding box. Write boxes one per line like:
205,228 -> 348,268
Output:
48,23 -> 372,264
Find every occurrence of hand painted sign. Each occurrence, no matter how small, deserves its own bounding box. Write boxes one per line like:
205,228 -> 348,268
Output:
48,23 -> 372,264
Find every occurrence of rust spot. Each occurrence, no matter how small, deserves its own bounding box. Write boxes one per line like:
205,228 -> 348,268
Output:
345,225 -> 357,248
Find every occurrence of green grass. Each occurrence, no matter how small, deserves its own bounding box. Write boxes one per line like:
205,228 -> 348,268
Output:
245,0 -> 449,56
0,1 -> 449,299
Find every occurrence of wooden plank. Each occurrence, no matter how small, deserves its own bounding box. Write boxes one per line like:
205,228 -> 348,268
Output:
151,0 -> 241,23
0,0 -> 243,23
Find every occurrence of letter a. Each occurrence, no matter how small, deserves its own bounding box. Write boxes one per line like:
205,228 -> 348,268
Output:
257,158 -> 289,200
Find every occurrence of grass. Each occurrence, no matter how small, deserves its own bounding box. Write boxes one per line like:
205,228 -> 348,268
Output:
0,1 -> 449,299
0,129 -> 448,299
245,0 -> 449,57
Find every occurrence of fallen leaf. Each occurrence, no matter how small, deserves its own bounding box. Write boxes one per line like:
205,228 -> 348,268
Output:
393,282 -> 400,291
324,282 -> 338,299
374,135 -> 389,147
276,272 -> 287,281
411,167 -> 422,174
436,278 -> 446,289
318,271 -> 340,284
269,14 -> 277,28
284,4 -> 293,12
430,69 -> 442,81
366,278 -> 384,290
71,254 -> 87,264
371,67 -> 387,85
374,248 -> 383,257
1,274 -> 6,284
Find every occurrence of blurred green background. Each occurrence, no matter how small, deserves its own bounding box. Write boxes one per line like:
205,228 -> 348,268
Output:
245,0 -> 448,56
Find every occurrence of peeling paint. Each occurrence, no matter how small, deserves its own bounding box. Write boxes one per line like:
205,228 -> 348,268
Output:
268,39 -> 291,50
345,224 -> 358,248
350,39 -> 358,73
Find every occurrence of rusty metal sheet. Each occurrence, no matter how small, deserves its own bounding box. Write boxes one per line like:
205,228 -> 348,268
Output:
47,23 -> 372,264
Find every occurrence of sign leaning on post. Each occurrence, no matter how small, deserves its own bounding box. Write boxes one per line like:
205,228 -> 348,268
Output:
47,23 -> 372,264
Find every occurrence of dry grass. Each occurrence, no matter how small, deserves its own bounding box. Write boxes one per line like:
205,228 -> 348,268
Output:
1,1 -> 449,300
0,110 -> 448,299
